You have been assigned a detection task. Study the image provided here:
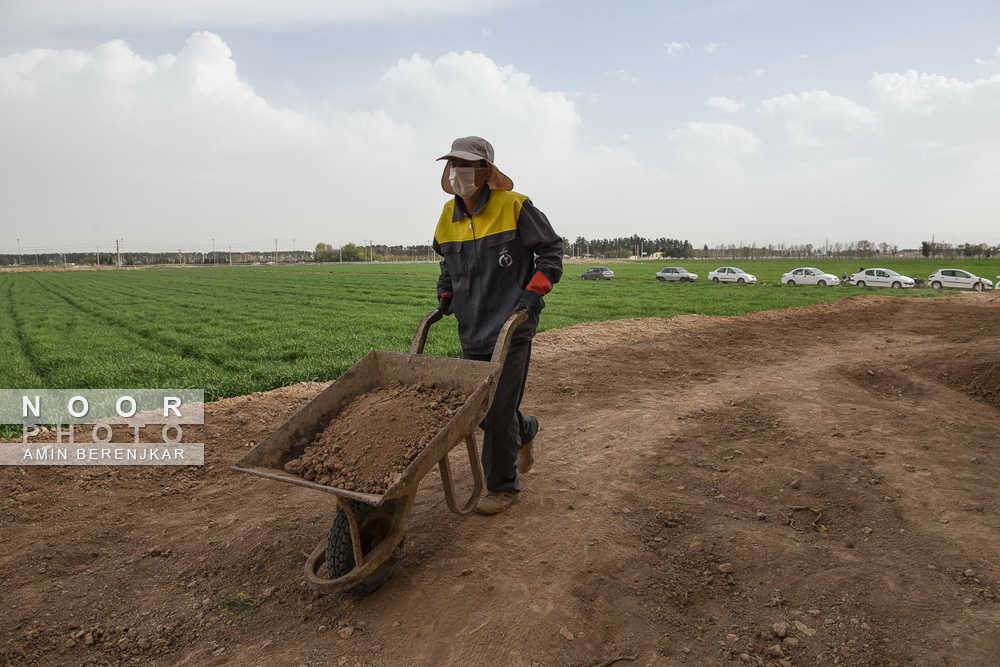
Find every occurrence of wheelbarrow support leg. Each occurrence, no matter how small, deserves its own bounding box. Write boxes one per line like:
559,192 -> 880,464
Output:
438,432 -> 486,515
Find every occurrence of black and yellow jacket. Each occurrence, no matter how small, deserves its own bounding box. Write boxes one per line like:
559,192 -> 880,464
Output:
433,186 -> 563,355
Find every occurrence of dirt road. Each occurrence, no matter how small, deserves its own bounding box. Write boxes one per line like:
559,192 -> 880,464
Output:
3,293 -> 999,666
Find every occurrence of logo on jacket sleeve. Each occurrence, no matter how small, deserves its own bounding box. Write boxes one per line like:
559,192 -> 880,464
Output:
498,247 -> 512,268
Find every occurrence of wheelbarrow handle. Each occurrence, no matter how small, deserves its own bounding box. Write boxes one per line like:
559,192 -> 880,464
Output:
490,309 -> 529,365
410,308 -> 528,360
410,309 -> 444,355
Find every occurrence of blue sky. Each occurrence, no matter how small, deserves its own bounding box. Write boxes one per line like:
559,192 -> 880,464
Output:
2,0 -> 999,255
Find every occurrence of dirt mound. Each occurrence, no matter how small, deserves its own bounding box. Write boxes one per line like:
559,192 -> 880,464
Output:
283,382 -> 467,494
3,293 -> 1000,666
907,354 -> 1000,409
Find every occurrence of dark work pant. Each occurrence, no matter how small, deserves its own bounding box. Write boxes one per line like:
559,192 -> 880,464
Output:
463,338 -> 534,493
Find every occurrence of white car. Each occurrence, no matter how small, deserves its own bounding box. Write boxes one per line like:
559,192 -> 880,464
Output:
927,269 -> 994,291
655,267 -> 698,282
708,267 -> 757,284
781,267 -> 840,286
848,268 -> 915,289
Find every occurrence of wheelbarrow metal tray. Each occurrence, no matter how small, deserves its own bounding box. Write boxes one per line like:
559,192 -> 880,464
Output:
233,348 -> 497,505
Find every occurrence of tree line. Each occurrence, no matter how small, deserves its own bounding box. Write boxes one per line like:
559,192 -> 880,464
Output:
4,237 -> 998,267
920,241 -> 995,259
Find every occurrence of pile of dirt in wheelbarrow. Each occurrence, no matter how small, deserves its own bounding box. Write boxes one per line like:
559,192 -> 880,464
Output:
283,381 -> 467,494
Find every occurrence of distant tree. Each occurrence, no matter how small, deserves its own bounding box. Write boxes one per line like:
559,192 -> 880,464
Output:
340,243 -> 364,262
314,243 -> 336,262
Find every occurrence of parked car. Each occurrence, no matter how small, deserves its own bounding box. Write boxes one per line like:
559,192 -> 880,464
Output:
707,267 -> 757,284
781,267 -> 840,286
927,269 -> 994,291
848,268 -> 915,289
581,267 -> 614,280
655,267 -> 698,282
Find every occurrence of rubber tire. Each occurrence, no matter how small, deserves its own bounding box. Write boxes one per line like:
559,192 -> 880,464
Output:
818,280 -> 827,287
857,280 -> 866,287
737,278 -> 745,284
657,277 -> 665,282
786,280 -> 795,286
892,281 -> 901,289
973,282 -> 982,292
931,281 -> 942,290
327,499 -> 403,596
711,276 -> 719,283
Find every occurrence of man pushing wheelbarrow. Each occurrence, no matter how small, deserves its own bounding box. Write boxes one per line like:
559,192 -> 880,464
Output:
433,136 -> 564,515
235,138 -> 563,595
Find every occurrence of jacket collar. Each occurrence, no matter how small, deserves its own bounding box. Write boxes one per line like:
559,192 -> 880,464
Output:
452,185 -> 492,221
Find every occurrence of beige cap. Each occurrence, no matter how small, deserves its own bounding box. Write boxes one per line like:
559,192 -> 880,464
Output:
438,136 -> 514,194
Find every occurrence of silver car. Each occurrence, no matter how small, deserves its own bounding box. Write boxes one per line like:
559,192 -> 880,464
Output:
581,267 -> 614,280
655,267 -> 698,282
927,269 -> 993,291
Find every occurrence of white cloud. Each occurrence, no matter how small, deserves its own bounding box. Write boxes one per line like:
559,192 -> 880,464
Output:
733,67 -> 766,83
869,68 -> 1000,113
760,90 -> 877,146
666,121 -> 760,163
866,67 -> 1000,162
0,35 -> 604,246
665,42 -> 690,57
702,42 -> 724,54
973,47 -> 1000,66
604,69 -> 639,84
705,96 -> 744,113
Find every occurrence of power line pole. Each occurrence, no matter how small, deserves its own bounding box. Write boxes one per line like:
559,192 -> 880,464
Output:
229,245 -> 232,266
212,238 -> 216,266
274,238 -> 278,264
116,239 -> 121,268
97,246 -> 100,267
17,238 -> 21,267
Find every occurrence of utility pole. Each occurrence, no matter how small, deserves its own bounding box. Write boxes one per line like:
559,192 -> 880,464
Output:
116,239 -> 121,268
97,246 -> 100,267
212,239 -> 216,266
274,239 -> 278,264
229,245 -> 232,266
17,238 -> 21,267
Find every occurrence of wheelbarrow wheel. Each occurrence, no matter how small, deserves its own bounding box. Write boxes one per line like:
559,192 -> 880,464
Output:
327,499 -> 404,596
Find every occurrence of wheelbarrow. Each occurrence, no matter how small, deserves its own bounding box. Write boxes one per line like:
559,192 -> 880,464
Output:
233,309 -> 528,595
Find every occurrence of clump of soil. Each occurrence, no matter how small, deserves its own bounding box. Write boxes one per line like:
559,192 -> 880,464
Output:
283,381 -> 467,495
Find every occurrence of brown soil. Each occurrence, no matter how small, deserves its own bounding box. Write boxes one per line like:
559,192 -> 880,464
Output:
283,382 -> 467,494
3,293 -> 1000,666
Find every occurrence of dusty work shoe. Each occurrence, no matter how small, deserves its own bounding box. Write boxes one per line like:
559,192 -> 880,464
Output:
517,415 -> 539,474
474,491 -> 521,515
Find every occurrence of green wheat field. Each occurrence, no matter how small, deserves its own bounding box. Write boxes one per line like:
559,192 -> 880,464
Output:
2,258 -> 997,400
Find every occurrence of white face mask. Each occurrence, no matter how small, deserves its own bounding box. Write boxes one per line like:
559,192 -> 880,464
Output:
449,167 -> 479,198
